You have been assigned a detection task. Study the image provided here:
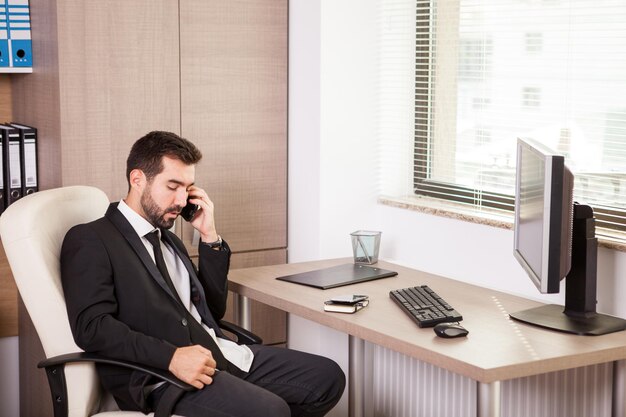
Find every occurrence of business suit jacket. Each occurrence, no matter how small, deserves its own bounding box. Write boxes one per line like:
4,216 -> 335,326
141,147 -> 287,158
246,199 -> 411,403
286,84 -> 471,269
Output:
61,202 -> 232,411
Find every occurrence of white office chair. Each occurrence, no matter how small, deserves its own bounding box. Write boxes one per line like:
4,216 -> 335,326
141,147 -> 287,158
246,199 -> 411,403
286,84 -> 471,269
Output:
0,186 -> 194,417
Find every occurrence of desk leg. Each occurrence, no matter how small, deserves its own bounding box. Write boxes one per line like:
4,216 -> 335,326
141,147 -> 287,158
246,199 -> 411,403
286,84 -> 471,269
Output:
477,381 -> 501,417
233,293 -> 252,331
613,360 -> 626,417
349,335 -> 373,417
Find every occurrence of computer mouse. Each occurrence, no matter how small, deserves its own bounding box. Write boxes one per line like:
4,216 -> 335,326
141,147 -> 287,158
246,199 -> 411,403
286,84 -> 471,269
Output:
433,322 -> 469,338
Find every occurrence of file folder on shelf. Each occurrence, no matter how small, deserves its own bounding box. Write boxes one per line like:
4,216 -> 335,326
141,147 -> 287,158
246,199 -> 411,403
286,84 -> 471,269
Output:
0,0 -> 8,68
10,123 -> 37,196
0,124 -> 22,205
0,128 -> 4,212
0,0 -> 33,70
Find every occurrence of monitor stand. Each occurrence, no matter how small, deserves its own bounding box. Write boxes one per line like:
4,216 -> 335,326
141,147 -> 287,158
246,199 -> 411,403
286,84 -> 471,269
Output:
510,204 -> 626,336
510,304 -> 626,336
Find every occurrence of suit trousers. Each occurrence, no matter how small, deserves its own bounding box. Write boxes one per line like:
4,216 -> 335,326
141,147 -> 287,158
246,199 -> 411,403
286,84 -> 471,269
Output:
148,344 -> 346,417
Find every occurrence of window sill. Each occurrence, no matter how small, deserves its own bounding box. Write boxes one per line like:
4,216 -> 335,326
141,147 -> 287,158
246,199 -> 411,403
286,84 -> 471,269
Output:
378,195 -> 626,252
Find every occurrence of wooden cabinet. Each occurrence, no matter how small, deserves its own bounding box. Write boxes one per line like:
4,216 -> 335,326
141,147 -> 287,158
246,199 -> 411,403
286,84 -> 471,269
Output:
0,241 -> 17,338
179,0 -> 287,254
10,1 -> 288,415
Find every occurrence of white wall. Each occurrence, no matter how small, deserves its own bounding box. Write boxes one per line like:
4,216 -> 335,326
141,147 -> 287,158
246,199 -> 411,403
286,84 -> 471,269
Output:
288,0 -> 322,262
288,0 -> 626,327
289,0 -> 379,264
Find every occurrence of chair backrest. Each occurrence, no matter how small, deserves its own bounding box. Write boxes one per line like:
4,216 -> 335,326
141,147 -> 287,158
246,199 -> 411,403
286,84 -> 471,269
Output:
0,186 -> 110,417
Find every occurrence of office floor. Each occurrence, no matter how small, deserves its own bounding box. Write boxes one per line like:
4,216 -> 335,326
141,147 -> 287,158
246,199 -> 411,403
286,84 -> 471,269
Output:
0,336 -> 19,417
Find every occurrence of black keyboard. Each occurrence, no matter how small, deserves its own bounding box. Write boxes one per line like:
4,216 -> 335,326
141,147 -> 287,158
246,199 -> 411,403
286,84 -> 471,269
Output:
390,285 -> 463,328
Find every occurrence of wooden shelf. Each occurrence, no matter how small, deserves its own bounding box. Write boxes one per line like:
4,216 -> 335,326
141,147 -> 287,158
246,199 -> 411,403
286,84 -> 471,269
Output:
0,68 -> 32,73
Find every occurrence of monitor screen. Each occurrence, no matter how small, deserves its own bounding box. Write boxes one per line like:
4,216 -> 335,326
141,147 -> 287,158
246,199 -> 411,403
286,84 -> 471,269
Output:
513,138 -> 573,294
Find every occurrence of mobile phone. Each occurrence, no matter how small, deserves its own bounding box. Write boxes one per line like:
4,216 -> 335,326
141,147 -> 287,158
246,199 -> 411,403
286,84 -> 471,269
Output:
329,294 -> 369,305
180,199 -> 199,222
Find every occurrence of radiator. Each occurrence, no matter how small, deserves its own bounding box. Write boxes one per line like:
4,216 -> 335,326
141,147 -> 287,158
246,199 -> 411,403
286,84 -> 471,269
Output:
371,344 -> 613,417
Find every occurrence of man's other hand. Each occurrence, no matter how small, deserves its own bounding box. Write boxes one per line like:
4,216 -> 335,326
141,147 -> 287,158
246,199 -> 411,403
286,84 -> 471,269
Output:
168,345 -> 217,389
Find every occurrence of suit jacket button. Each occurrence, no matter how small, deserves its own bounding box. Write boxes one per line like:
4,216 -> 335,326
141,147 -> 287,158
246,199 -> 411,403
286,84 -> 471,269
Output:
181,318 -> 188,326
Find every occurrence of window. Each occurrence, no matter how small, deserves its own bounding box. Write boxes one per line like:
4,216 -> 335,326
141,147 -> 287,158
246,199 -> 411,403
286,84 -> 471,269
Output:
525,32 -> 543,54
474,127 -> 492,147
413,0 -> 626,237
458,38 -> 493,80
521,87 -> 541,109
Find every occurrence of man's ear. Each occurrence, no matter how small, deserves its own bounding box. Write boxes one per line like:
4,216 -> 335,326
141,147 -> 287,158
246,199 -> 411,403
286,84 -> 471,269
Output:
129,169 -> 146,191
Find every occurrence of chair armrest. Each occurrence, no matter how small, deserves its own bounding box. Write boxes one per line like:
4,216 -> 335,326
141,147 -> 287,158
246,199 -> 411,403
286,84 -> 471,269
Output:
37,352 -> 193,417
38,352 -> 193,390
219,320 -> 263,345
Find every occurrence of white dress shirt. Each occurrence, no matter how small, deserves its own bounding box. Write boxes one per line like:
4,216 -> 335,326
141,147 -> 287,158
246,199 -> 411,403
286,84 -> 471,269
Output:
117,200 -> 254,372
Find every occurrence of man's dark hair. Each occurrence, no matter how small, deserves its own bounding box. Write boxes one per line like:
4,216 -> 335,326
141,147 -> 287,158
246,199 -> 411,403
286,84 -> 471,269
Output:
126,131 -> 203,184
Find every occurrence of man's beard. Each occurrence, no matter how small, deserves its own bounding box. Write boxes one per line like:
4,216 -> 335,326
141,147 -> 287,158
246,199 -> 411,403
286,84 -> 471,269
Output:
140,187 -> 182,229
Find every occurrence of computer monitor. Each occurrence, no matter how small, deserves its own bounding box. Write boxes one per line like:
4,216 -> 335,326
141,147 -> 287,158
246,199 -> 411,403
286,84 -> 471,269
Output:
510,137 -> 626,335
513,138 -> 573,295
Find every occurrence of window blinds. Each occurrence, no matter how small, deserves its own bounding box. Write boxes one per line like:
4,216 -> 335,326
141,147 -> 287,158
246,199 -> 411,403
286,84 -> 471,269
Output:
413,0 -> 626,237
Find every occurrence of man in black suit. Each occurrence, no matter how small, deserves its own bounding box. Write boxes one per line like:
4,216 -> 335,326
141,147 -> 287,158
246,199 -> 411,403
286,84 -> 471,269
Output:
61,131 -> 345,417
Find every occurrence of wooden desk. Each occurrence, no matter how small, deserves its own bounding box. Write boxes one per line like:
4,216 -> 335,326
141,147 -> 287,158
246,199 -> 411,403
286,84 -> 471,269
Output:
228,258 -> 626,417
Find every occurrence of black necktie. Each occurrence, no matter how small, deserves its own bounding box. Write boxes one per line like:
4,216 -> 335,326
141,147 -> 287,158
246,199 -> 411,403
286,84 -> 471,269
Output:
144,230 -> 240,375
145,230 -> 182,304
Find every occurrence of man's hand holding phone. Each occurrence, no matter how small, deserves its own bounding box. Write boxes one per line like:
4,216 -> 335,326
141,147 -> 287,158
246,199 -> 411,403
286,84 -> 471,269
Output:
180,200 -> 199,222
183,186 -> 220,244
